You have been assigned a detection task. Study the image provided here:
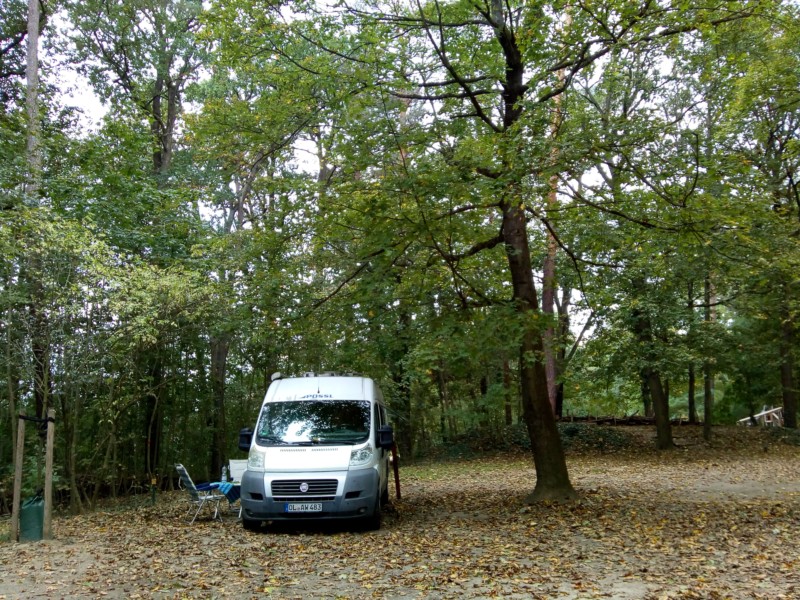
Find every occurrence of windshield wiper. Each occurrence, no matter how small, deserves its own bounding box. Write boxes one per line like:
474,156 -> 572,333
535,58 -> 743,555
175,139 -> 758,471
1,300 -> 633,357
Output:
259,435 -> 288,445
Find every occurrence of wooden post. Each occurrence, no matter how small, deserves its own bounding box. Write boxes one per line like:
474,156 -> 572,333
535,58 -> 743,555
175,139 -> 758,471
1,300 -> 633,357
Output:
11,413 -> 26,542
391,443 -> 401,500
43,408 -> 55,539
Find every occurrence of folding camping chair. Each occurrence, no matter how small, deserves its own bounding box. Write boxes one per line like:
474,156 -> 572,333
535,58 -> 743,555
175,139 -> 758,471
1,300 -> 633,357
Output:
225,459 -> 248,518
175,463 -> 224,524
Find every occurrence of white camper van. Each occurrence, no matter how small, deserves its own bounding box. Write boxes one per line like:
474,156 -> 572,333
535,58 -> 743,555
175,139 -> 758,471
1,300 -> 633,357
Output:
237,372 -> 394,530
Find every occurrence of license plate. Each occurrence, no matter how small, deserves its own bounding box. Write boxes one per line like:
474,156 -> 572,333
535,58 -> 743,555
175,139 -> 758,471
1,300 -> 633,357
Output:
285,502 -> 322,513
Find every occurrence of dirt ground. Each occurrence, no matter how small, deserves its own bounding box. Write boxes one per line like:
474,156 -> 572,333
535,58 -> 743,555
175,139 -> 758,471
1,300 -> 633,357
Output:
1,426 -> 799,599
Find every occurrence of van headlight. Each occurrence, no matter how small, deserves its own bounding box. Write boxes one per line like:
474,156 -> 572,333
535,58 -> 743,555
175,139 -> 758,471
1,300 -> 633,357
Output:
350,444 -> 373,467
248,449 -> 265,471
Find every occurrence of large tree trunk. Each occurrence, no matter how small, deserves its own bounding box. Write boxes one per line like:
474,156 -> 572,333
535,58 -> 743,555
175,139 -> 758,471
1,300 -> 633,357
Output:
502,201 -> 575,502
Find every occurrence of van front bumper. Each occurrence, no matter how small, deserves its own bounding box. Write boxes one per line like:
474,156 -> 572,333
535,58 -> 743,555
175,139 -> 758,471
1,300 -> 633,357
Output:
240,468 -> 379,521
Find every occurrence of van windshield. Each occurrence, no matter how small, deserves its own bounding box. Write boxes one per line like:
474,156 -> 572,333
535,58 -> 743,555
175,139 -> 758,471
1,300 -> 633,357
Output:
256,400 -> 371,445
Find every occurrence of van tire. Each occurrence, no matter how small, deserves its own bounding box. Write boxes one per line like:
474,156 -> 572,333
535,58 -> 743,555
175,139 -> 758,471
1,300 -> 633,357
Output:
242,516 -> 261,531
363,495 -> 382,531
381,482 -> 389,506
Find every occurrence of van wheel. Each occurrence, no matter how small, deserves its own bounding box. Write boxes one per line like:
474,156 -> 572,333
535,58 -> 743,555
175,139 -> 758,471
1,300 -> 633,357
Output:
381,483 -> 389,506
363,495 -> 382,531
242,516 -> 261,531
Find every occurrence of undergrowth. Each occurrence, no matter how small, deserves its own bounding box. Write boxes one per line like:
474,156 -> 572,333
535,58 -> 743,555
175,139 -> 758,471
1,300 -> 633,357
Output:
428,423 -> 635,459
767,427 -> 800,446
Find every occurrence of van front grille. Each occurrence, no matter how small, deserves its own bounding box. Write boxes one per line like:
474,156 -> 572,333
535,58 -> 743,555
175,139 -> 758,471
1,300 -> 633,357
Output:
279,496 -> 336,502
271,479 -> 338,497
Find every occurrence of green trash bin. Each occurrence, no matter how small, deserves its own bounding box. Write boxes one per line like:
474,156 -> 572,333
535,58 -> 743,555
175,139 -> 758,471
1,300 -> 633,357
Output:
19,495 -> 44,542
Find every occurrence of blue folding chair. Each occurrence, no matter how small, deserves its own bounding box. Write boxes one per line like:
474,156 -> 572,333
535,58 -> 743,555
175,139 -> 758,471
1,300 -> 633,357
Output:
175,464 -> 224,524
217,481 -> 242,518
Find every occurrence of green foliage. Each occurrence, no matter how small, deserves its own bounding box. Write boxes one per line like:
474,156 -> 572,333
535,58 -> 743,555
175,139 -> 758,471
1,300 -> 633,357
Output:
3,0 -> 800,513
0,0 -> 27,108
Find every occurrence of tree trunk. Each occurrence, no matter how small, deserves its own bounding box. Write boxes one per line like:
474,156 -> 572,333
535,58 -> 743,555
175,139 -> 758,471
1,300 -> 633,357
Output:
688,363 -> 697,425
30,303 -> 50,422
640,370 -> 653,418
503,360 -> 513,426
501,200 -> 575,501
687,281 -> 697,424
5,315 -> 19,464
780,297 -> 797,429
554,288 -> 571,418
632,306 -> 673,449
542,63 -> 567,415
24,0 -> 41,201
390,300 -> 413,458
649,370 -> 673,449
703,277 -> 714,441
435,368 -> 447,442
145,355 -> 163,476
542,201 -> 558,414
210,333 -> 230,478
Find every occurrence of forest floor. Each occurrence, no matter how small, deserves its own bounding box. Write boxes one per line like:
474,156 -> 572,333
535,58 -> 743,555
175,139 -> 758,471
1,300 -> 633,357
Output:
1,425 -> 799,600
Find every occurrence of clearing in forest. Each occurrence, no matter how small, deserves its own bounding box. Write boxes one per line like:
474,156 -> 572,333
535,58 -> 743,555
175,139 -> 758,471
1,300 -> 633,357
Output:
1,426 -> 798,599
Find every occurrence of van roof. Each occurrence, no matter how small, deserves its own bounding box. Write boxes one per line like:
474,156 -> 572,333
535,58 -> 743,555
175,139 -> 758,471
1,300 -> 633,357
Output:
266,375 -> 373,403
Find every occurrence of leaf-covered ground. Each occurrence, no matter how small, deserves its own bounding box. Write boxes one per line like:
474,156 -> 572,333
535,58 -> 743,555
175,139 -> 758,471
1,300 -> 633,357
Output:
1,426 -> 799,599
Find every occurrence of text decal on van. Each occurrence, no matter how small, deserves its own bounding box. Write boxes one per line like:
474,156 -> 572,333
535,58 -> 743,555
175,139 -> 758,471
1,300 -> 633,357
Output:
300,394 -> 333,399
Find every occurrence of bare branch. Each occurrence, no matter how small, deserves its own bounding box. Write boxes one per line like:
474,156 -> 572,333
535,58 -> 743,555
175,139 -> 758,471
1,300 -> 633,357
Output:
429,231 -> 504,264
391,89 -> 494,101
433,202 -> 500,219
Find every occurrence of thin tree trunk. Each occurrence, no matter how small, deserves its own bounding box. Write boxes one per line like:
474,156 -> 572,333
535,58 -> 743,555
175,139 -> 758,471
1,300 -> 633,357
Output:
210,333 -> 230,479
640,370 -> 653,418
542,196 -> 558,414
554,288 -> 571,418
6,317 -> 19,464
687,281 -> 697,424
632,304 -> 673,449
688,364 -> 697,425
435,366 -> 449,442
145,355 -> 163,477
780,293 -> 797,429
25,0 -> 41,201
542,67 -> 566,415
703,276 -> 715,441
503,360 -> 513,426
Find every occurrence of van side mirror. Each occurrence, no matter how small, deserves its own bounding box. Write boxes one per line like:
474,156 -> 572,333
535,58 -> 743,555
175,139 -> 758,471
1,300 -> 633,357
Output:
238,427 -> 253,452
377,425 -> 394,450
